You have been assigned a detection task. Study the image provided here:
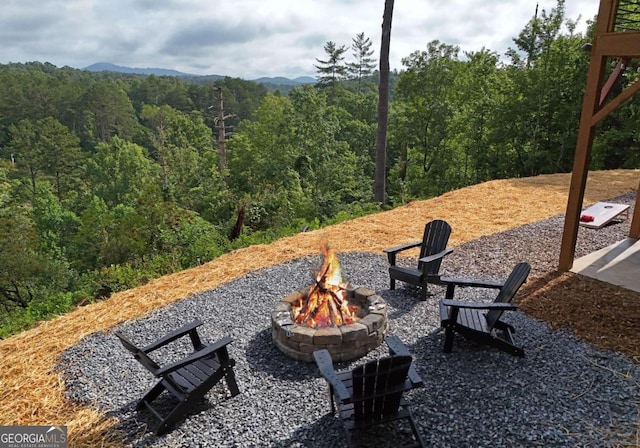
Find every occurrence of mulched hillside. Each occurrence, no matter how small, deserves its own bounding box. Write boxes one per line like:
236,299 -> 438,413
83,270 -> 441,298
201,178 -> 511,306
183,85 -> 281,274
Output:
0,169 -> 638,447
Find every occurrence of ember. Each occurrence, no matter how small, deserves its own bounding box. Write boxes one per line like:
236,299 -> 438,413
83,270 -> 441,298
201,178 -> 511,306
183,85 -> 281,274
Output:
291,241 -> 360,328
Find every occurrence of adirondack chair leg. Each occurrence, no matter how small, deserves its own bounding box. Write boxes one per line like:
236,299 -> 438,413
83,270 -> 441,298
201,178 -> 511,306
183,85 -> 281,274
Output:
155,393 -> 203,436
443,325 -> 455,353
156,368 -> 228,435
343,427 -> 354,448
407,413 -> 426,448
490,337 -> 524,357
328,384 -> 336,414
419,284 -> 429,301
491,328 -> 525,357
390,278 -> 396,290
137,382 -> 166,411
494,320 -> 516,334
224,367 -> 241,397
507,345 -> 524,357
213,346 -> 240,397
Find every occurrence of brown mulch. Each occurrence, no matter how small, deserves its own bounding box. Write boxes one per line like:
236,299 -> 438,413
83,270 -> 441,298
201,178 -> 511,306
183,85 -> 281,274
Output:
518,271 -> 640,363
0,169 -> 639,447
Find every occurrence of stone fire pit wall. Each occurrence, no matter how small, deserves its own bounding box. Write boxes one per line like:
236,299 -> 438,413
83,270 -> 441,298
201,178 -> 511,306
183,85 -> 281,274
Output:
271,285 -> 388,362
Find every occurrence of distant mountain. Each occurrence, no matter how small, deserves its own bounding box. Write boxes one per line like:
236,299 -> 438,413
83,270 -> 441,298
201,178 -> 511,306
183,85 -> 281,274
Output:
253,76 -> 316,85
83,62 -> 201,77
294,76 -> 317,84
83,62 -> 316,85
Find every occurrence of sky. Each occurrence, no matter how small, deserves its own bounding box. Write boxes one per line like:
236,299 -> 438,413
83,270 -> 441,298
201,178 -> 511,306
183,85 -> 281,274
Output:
2,0 -> 599,80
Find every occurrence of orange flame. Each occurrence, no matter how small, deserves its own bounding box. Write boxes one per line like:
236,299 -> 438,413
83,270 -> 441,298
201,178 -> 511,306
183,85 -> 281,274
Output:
291,241 -> 359,328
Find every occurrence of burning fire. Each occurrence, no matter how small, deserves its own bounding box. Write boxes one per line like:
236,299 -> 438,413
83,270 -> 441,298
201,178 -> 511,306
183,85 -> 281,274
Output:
291,241 -> 360,328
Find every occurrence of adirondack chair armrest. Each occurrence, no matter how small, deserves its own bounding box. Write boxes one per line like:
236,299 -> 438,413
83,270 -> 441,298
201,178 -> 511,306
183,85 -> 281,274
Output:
439,276 -> 504,290
441,299 -> 518,311
383,240 -> 422,254
153,335 -> 234,377
385,336 -> 423,388
439,277 -> 504,300
142,319 -> 205,353
313,349 -> 351,403
418,247 -> 453,265
383,241 -> 422,265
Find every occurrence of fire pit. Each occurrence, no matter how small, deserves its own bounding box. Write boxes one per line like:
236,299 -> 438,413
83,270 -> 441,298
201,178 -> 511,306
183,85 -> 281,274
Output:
271,242 -> 388,362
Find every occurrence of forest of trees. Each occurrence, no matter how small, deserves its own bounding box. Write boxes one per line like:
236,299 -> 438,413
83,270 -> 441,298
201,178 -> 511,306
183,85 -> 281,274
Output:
1,1 -> 639,337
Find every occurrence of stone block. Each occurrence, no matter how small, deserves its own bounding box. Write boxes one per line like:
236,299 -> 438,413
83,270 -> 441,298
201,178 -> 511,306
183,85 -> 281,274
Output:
368,330 -> 385,346
299,342 -> 327,354
339,322 -> 368,342
273,301 -> 291,313
358,313 -> 384,333
272,329 -> 299,351
338,346 -> 370,362
354,286 -> 376,301
271,310 -> 292,327
367,294 -> 388,316
289,325 -> 315,344
274,340 -> 312,362
313,326 -> 343,345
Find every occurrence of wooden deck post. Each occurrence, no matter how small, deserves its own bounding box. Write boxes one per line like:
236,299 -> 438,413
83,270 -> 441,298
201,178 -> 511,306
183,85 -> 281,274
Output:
558,0 -> 640,270
558,0 -> 614,271
629,179 -> 640,238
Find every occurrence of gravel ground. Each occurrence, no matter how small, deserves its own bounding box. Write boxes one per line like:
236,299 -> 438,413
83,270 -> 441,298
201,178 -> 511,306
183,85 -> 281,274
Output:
59,193 -> 640,447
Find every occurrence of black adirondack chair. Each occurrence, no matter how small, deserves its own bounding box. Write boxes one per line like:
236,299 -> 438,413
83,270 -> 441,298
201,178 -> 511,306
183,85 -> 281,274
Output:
438,262 -> 531,357
383,219 -> 453,300
115,319 -> 240,435
313,335 -> 425,448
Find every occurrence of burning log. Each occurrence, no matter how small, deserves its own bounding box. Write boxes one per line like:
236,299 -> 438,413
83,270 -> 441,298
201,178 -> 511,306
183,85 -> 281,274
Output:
291,241 -> 360,328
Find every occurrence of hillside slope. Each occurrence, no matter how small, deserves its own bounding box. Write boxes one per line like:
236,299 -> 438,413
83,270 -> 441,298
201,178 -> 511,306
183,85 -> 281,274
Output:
0,169 -> 638,446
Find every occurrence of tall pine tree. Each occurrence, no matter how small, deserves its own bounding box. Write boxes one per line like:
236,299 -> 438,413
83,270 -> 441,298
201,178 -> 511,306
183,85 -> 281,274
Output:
315,41 -> 349,89
348,32 -> 376,92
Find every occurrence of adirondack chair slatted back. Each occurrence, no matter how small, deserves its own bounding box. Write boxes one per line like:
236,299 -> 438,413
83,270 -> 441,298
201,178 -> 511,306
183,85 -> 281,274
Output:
417,220 -> 452,276
351,355 -> 412,422
485,262 -> 530,330
115,332 -> 161,373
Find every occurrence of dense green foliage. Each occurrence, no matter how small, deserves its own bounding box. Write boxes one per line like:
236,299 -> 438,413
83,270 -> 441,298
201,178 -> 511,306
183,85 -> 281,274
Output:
1,1 -> 639,337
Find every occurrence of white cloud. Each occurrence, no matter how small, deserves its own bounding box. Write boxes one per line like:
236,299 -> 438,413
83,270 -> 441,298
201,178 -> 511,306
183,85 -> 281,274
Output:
0,0 -> 599,79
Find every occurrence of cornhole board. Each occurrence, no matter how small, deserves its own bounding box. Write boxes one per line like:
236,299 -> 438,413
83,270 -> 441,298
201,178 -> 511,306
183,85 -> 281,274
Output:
579,202 -> 630,229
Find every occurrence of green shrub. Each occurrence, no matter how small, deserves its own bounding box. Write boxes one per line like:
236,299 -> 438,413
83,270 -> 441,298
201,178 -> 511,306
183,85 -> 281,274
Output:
87,263 -> 150,299
0,291 -> 87,339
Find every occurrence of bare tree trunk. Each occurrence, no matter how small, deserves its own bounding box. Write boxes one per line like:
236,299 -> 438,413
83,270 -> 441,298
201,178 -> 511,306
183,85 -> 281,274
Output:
229,204 -> 245,241
374,0 -> 394,207
215,87 -> 228,174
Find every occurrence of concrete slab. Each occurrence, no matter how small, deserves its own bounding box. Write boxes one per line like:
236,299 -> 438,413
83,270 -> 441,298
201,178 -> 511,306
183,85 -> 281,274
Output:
571,238 -> 640,293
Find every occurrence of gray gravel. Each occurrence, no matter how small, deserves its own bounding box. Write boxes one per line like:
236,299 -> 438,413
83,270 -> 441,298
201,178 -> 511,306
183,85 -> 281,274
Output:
58,193 -> 640,447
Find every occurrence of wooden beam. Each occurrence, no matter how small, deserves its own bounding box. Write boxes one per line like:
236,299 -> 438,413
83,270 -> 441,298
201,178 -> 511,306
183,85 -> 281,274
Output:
558,57 -> 607,271
603,0 -> 618,32
558,0 -> 618,271
599,0 -> 619,34
599,58 -> 629,106
630,179 -> 640,238
558,0 -> 640,271
591,76 -> 640,126
596,31 -> 640,57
